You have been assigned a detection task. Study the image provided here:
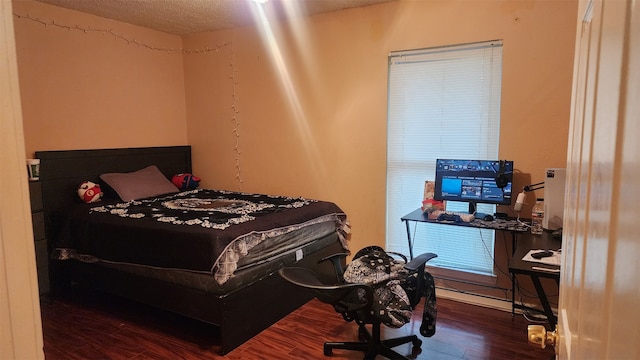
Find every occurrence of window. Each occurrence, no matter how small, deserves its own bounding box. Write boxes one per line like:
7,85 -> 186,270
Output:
386,40 -> 503,276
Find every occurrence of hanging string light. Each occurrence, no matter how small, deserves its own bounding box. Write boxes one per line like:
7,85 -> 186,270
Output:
13,11 -> 244,189
229,43 -> 243,189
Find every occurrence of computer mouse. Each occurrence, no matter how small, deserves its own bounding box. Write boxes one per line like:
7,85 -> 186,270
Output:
482,214 -> 494,221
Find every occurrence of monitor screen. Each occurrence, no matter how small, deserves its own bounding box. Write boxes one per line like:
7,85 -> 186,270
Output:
433,159 -> 513,207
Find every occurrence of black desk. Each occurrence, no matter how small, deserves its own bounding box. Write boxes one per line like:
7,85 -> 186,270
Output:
508,231 -> 561,327
400,208 -> 528,259
400,208 -> 559,327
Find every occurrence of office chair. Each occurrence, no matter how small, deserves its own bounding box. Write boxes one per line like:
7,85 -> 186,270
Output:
279,246 -> 437,360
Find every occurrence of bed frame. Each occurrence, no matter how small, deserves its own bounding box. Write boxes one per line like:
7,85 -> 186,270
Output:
36,146 -> 343,355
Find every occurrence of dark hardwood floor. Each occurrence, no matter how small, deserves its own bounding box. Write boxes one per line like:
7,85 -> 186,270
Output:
40,288 -> 555,359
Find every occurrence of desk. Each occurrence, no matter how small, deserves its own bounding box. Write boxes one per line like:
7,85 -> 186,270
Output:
509,231 -> 561,327
400,208 -> 528,259
401,208 -> 559,327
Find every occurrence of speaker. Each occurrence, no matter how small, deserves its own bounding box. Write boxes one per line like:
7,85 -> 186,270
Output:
543,168 -> 566,230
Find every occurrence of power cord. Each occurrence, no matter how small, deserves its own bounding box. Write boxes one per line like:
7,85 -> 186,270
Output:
515,213 -> 532,228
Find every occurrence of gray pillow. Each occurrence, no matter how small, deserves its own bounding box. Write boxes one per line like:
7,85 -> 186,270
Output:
100,165 -> 178,201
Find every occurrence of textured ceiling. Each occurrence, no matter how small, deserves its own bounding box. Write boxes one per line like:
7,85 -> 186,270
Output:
34,0 -> 394,35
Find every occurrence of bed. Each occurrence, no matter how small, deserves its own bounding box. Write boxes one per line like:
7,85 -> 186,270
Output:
36,146 -> 349,355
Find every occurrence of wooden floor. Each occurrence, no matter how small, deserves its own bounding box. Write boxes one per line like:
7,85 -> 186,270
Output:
40,288 -> 555,359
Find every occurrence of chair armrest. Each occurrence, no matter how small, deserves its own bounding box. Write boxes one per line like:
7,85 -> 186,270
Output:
279,267 -> 374,311
405,252 -> 437,272
319,252 -> 350,282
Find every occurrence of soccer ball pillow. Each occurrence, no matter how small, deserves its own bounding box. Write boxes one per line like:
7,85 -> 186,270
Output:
172,173 -> 201,191
77,181 -> 103,203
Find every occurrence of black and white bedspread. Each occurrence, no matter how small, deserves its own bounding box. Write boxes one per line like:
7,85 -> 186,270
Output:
57,189 -> 349,284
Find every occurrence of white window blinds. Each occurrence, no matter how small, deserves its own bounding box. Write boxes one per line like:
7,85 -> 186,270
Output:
386,40 -> 503,276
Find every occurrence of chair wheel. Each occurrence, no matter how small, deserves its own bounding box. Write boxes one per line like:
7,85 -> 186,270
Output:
411,338 -> 423,357
323,344 -> 332,356
358,326 -> 368,341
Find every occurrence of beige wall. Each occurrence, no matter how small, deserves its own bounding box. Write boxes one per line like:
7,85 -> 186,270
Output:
183,1 -> 577,258
13,0 -> 188,157
13,0 -> 577,302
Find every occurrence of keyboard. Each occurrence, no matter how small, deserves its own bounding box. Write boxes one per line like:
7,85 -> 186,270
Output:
431,210 -> 475,223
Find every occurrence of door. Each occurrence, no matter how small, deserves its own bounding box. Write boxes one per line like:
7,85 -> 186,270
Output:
558,0 -> 640,358
0,0 -> 45,358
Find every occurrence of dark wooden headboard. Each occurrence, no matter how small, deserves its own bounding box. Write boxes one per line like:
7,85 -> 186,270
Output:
35,146 -> 192,246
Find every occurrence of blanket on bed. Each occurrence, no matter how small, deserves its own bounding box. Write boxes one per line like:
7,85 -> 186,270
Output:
57,189 -> 348,284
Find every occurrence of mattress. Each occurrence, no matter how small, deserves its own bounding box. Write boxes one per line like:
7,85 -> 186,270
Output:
73,231 -> 344,295
56,189 -> 349,284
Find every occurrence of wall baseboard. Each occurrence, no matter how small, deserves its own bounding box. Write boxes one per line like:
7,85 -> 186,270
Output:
437,288 -> 558,319
437,288 -> 513,312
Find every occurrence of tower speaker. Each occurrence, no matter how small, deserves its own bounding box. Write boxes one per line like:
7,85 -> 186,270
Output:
543,168 -> 566,230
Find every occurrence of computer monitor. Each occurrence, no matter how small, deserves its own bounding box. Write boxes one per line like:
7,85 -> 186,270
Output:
433,159 -> 513,214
